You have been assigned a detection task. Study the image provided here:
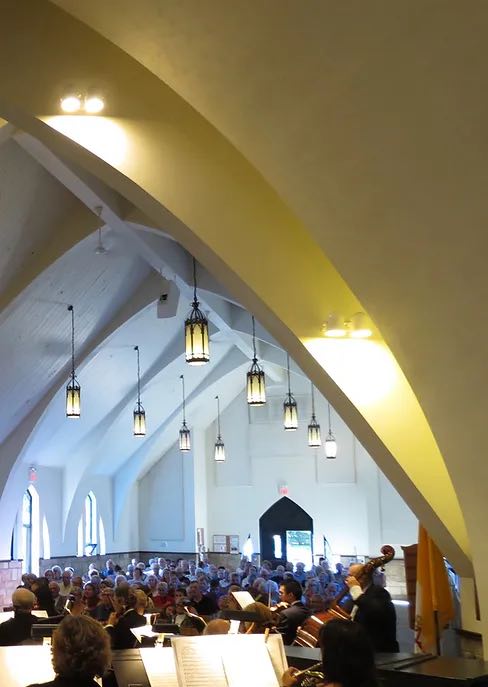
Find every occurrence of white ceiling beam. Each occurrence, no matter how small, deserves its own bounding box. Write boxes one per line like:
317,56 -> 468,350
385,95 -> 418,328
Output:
15,132 -> 278,376
0,270 -> 162,553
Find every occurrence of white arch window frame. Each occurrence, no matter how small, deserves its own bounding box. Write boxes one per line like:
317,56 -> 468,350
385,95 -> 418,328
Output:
78,491 -> 105,557
18,485 -> 40,575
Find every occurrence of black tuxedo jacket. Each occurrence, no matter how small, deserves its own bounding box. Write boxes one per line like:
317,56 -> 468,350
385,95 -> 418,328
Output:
276,601 -> 310,645
354,584 -> 399,652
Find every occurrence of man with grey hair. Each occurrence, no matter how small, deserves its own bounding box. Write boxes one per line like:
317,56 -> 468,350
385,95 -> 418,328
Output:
0,588 -> 37,645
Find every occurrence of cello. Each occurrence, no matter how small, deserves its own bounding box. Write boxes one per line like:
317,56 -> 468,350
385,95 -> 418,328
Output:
293,544 -> 395,648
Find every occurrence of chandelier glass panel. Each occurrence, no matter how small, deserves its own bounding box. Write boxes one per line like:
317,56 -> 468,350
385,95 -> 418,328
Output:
179,374 -> 191,452
247,315 -> 266,406
133,345 -> 146,436
185,258 -> 210,365
283,353 -> 298,430
66,305 -> 81,418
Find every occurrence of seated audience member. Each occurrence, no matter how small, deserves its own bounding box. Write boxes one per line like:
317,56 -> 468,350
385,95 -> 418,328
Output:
203,619 -> 230,635
115,574 -> 129,589
345,563 -> 399,653
31,577 -> 57,617
293,562 -> 307,585
129,567 -> 145,587
242,601 -> 278,634
271,565 -> 286,584
152,581 -> 172,609
187,581 -> 218,616
0,589 -> 38,645
26,615 -> 111,687
82,582 -> 100,619
49,582 -> 67,615
145,574 -> 159,598
283,619 -> 378,687
276,579 -> 310,645
95,587 -> 115,623
71,575 -> 83,589
126,564 -> 135,580
51,566 -> 63,582
44,570 -> 54,583
101,559 -> 115,580
105,586 -> 146,650
59,570 -> 73,598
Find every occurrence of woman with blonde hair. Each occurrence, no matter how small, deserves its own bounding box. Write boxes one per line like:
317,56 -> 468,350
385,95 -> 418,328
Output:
26,615 -> 111,687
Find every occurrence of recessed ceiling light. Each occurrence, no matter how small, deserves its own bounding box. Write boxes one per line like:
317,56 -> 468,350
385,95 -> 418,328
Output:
60,95 -> 82,113
84,96 -> 105,114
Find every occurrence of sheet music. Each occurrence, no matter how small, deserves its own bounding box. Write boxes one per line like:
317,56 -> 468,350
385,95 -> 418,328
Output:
221,636 -> 279,687
265,634 -> 288,681
172,635 -> 284,687
0,646 -> 55,687
140,647 -> 179,687
231,591 -> 255,609
172,636 -> 228,687
131,625 -> 160,641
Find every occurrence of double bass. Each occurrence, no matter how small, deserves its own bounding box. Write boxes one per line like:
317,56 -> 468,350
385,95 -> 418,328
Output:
293,544 -> 395,648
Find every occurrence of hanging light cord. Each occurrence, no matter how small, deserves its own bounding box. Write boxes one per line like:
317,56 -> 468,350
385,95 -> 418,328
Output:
311,382 -> 316,417
216,395 -> 221,436
135,346 -> 141,405
327,402 -> 332,432
286,353 -> 292,395
252,315 -> 257,361
68,305 -> 75,378
192,257 -> 198,304
180,374 -> 186,423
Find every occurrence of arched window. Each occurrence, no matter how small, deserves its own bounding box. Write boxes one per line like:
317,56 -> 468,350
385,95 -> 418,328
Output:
42,516 -> 51,560
76,492 -> 106,557
21,489 -> 32,573
84,491 -> 97,556
20,485 -> 40,575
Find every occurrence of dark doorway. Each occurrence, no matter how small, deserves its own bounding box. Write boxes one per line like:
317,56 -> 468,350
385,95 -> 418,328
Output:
259,497 -> 313,567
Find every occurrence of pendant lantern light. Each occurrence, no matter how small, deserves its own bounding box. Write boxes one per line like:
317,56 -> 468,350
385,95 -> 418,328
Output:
179,374 -> 191,452
214,395 -> 225,462
307,382 -> 322,447
247,315 -> 266,406
66,305 -> 81,418
185,258 -> 210,365
133,346 -> 146,436
283,353 -> 298,430
325,402 -> 337,459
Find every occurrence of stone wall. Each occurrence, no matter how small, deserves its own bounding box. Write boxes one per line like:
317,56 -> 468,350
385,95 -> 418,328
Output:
0,560 -> 22,609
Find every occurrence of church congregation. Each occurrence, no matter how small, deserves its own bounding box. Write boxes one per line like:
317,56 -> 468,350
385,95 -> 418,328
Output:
0,554 -> 396,651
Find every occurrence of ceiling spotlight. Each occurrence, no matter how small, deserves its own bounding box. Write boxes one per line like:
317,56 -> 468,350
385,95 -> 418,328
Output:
84,95 -> 105,114
60,94 -> 82,113
350,312 -> 373,339
323,312 -> 347,338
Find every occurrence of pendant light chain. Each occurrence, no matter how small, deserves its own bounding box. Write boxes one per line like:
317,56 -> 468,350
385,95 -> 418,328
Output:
311,381 -> 316,417
252,316 -> 257,360
135,346 -> 141,405
328,402 -> 332,431
192,257 -> 198,304
287,353 -> 291,392
68,305 -> 75,378
181,374 -> 186,423
216,395 -> 221,436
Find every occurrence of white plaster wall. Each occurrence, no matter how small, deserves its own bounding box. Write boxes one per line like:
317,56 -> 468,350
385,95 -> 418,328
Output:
203,390 -> 418,560
138,442 -> 196,552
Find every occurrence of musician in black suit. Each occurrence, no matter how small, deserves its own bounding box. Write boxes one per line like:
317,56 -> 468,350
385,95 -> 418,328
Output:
346,563 -> 399,653
276,579 -> 310,645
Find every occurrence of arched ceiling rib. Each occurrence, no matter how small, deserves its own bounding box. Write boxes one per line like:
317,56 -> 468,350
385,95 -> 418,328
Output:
0,0 -> 478,580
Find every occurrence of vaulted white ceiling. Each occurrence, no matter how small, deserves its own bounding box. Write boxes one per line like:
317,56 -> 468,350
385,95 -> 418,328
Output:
0,128 -> 300,494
